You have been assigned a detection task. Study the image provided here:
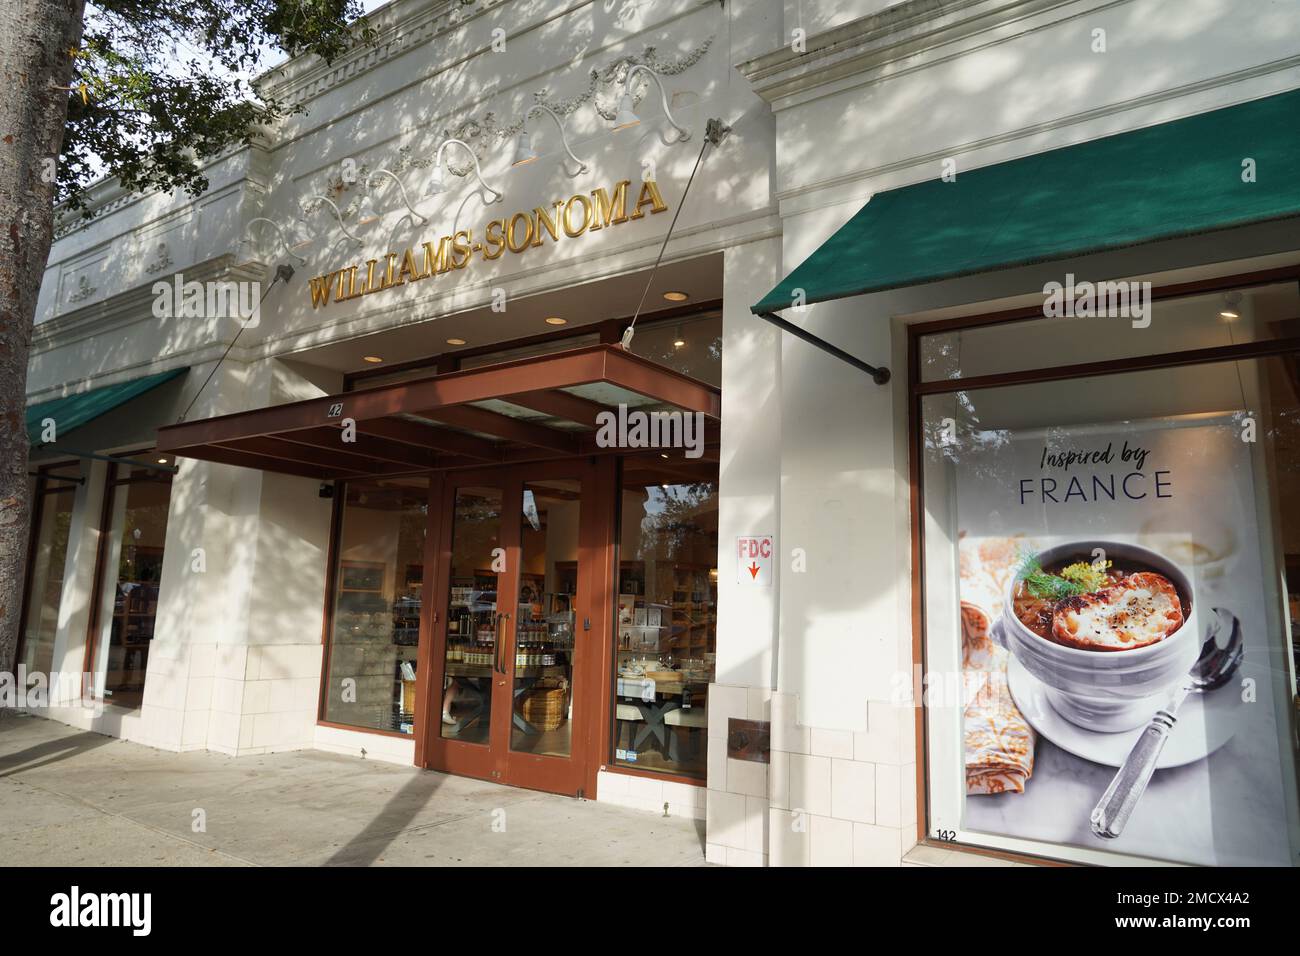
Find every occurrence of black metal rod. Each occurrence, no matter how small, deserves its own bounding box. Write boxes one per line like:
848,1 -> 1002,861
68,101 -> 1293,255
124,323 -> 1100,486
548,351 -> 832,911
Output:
756,311 -> 891,385
27,473 -> 86,486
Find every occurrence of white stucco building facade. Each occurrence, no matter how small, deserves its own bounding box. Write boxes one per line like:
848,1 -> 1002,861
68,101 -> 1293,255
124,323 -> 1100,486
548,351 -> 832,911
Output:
20,0 -> 1300,867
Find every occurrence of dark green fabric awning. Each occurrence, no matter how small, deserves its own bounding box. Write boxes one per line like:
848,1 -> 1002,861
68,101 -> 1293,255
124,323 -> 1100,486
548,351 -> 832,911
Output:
26,368 -> 188,447
753,88 -> 1300,314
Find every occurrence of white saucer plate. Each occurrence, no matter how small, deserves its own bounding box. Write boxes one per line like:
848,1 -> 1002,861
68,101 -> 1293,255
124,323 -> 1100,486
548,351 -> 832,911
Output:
1006,654 -> 1238,769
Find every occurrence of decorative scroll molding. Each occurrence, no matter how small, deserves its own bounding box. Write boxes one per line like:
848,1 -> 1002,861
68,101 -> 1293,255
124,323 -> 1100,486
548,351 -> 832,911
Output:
52,3 -> 714,238
319,34 -> 714,213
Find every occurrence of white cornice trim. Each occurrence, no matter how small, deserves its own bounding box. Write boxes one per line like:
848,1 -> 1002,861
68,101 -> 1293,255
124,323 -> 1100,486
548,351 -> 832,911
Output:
257,0 -> 465,98
53,141 -> 268,242
31,258 -> 266,354
738,0 -> 1117,108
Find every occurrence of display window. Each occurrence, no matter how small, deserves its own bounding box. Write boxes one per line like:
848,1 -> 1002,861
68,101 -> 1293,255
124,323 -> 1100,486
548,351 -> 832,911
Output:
611,460 -> 718,779
913,273 -> 1300,865
321,477 -> 429,735
86,454 -> 175,709
18,463 -> 81,677
624,311 -> 721,387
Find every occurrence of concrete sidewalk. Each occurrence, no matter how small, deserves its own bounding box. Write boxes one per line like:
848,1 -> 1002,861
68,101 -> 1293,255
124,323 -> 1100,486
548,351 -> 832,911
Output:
0,715 -> 707,867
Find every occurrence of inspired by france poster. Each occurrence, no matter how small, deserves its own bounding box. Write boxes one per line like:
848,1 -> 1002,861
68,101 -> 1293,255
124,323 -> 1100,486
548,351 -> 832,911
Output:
948,414 -> 1296,866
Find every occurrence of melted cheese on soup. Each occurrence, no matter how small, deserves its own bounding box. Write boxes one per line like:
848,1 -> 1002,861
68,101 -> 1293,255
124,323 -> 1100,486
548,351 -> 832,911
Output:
1050,571 -> 1184,650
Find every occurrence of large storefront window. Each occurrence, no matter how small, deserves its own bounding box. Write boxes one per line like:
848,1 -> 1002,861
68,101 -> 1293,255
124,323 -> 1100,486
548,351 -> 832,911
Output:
19,464 -> 80,676
917,284 -> 1300,866
919,280 -> 1300,383
322,478 -> 428,734
612,463 -> 718,778
88,455 -> 174,709
629,311 -> 721,387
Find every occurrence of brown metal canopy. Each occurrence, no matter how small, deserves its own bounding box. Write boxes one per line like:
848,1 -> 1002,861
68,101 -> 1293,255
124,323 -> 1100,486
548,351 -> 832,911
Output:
156,344 -> 721,481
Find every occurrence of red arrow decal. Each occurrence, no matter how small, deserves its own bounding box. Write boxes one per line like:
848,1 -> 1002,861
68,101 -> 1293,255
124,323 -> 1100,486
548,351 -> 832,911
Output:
748,562 -> 760,579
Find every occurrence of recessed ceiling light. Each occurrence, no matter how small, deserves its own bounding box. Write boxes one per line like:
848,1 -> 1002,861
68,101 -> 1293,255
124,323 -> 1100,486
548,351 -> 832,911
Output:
362,355 -> 384,364
446,337 -> 467,346
1220,291 -> 1242,320
659,453 -> 669,459
544,316 -> 567,325
662,291 -> 689,302
157,457 -> 168,464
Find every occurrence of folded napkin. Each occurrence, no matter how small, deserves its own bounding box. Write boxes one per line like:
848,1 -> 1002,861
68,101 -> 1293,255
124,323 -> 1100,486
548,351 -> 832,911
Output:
958,534 -> 1037,795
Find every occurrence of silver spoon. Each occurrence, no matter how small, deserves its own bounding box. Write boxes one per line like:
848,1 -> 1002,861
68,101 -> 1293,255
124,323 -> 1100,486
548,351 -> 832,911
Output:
1089,607 -> 1244,840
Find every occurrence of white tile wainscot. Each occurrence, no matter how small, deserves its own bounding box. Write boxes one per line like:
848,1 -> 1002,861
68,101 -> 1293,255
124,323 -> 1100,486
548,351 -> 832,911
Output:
313,724 -> 415,766
595,769 -> 706,820
703,681 -> 772,866
766,691 -> 921,866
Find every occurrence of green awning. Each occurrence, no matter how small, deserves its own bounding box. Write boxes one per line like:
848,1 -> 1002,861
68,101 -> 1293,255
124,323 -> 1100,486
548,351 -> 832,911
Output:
27,368 -> 188,447
753,88 -> 1300,314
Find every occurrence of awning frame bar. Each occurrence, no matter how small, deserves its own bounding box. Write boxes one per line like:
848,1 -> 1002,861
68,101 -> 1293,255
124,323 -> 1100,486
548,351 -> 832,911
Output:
157,343 -> 722,480
757,310 -> 891,385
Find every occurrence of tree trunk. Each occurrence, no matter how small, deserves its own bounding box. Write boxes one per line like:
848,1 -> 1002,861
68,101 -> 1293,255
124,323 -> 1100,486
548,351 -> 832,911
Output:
0,0 -> 86,696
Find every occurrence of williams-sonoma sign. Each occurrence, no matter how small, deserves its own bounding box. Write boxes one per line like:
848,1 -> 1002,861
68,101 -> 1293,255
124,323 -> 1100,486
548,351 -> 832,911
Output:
307,178 -> 667,309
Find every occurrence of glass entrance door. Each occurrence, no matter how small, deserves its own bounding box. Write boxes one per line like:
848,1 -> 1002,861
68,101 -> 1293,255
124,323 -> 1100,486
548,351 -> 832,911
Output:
425,461 -> 603,795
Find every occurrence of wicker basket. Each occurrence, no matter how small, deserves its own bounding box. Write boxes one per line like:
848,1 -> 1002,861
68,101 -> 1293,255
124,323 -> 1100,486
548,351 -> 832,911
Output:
521,686 -> 568,731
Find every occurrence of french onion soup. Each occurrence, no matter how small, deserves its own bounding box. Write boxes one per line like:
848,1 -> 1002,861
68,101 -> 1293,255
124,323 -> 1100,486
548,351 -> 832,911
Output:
1013,554 -> 1189,651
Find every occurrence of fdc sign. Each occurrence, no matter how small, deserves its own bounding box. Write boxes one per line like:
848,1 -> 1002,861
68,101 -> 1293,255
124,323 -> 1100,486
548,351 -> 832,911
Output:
736,535 -> 773,587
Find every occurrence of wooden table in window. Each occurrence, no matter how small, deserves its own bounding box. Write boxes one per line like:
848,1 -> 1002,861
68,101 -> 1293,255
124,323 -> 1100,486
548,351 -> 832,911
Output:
615,676 -> 707,761
445,662 -> 570,735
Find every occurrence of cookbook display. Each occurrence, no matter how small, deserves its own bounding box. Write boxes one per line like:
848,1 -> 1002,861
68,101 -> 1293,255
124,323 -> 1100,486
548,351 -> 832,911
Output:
943,414 -> 1297,865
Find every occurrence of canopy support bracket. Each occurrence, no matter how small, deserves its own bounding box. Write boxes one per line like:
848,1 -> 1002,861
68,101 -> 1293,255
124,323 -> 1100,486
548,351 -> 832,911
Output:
757,311 -> 891,385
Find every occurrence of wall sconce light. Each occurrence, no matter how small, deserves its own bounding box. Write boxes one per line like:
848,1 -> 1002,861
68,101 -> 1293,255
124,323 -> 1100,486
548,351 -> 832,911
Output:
613,64 -> 691,142
428,138 -> 503,205
357,168 -> 428,225
231,217 -> 309,267
300,194 -> 364,245
512,104 -> 589,176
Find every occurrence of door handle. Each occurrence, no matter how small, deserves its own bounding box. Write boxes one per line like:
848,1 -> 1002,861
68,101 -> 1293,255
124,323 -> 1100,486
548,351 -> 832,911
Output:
500,613 -> 511,676
493,613 -> 503,674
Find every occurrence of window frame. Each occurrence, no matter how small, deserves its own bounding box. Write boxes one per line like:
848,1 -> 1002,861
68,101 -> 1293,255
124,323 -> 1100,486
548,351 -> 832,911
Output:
604,456 -> 720,786
316,476 -> 433,741
906,263 -> 1300,865
16,460 -> 82,675
81,450 -> 176,707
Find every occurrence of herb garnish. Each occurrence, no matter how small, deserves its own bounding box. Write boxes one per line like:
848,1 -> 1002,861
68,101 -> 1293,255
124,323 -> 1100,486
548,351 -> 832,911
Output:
1017,553 -> 1090,601
1059,560 -> 1112,593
